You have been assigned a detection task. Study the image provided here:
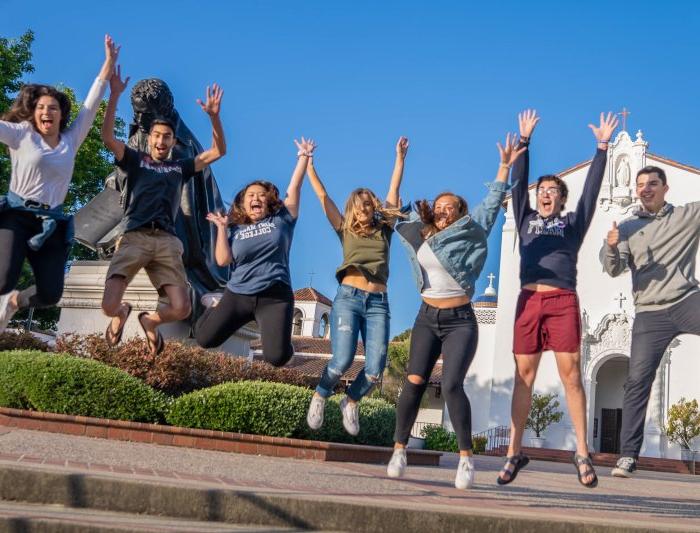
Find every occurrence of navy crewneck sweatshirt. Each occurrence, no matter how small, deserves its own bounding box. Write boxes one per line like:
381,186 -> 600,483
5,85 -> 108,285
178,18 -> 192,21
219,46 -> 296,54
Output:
511,144 -> 608,290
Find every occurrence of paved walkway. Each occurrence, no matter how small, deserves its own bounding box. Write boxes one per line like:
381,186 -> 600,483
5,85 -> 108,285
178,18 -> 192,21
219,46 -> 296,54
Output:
0,426 -> 698,532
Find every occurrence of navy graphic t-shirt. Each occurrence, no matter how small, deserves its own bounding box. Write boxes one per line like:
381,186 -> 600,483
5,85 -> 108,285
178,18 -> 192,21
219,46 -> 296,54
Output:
227,205 -> 296,294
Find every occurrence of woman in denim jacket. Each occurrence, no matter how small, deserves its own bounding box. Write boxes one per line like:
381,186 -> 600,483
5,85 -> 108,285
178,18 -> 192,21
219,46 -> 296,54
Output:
306,137 -> 409,436
386,133 -> 524,490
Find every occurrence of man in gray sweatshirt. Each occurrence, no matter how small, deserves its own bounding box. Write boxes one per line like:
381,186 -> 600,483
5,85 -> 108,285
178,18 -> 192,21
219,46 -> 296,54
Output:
601,165 -> 700,477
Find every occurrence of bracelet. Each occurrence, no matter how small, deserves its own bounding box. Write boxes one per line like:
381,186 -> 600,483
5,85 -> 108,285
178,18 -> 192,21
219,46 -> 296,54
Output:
499,163 -> 512,169
598,139 -> 610,144
297,151 -> 313,158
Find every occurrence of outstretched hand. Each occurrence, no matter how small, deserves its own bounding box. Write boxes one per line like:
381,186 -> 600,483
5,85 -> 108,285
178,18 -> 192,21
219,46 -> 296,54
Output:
110,65 -> 130,96
589,112 -> 619,143
294,137 -> 317,157
396,136 -> 409,159
498,132 -> 527,167
104,34 -> 121,66
197,84 -> 224,117
206,211 -> 229,230
519,109 -> 540,140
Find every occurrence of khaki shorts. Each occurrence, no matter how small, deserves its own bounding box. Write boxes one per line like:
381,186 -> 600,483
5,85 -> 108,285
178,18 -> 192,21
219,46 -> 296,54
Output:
106,228 -> 188,290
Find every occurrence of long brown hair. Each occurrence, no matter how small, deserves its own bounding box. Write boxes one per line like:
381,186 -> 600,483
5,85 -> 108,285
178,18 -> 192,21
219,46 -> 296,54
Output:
416,192 -> 468,238
341,188 -> 404,237
228,180 -> 285,225
2,84 -> 72,132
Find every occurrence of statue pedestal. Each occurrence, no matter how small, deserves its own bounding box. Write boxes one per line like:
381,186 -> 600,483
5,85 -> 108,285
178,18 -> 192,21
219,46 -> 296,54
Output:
57,261 -> 258,357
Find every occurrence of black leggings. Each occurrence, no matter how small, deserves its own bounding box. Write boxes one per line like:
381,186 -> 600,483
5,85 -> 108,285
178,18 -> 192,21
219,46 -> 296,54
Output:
194,282 -> 294,367
0,210 -> 71,309
394,302 -> 479,450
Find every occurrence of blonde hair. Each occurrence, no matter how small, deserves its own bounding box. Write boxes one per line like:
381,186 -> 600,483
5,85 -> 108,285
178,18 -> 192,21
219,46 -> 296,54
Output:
341,188 -> 404,237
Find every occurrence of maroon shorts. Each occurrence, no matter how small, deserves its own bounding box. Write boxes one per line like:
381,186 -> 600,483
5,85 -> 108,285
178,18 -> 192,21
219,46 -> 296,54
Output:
513,288 -> 581,354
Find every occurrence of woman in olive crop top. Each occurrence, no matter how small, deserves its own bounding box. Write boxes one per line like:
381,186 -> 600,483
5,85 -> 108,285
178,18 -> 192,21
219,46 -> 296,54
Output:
305,137 -> 409,436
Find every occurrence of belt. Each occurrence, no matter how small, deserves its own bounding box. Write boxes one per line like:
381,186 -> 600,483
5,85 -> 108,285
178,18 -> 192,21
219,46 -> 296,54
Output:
139,221 -> 167,232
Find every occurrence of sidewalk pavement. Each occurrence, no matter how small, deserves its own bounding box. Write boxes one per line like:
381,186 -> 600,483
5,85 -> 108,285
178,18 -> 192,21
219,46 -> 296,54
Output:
0,426 -> 698,532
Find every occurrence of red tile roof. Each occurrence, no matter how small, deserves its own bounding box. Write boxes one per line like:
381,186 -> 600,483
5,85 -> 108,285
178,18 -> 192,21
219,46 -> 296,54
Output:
293,287 -> 333,307
251,336 -> 364,356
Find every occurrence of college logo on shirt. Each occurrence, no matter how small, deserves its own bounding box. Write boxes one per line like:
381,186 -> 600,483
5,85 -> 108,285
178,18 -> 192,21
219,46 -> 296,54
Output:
528,217 -> 566,237
235,220 -> 277,240
140,156 -> 182,174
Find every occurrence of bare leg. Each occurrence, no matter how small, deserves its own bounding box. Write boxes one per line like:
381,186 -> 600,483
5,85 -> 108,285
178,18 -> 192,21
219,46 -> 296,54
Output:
139,285 -> 191,352
102,276 -> 130,340
554,350 -> 594,484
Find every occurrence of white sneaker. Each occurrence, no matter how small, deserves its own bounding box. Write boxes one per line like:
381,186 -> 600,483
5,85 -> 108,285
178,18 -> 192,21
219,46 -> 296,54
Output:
306,395 -> 326,430
339,396 -> 360,436
201,292 -> 223,308
611,456 -> 636,478
455,455 -> 475,489
0,290 -> 19,332
387,448 -> 407,478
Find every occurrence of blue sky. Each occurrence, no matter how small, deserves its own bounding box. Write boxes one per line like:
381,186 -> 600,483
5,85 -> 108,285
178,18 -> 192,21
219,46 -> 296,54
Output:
4,0 -> 700,336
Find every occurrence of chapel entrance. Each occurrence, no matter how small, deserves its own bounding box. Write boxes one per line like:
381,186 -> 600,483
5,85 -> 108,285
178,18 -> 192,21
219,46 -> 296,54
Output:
593,356 -> 628,454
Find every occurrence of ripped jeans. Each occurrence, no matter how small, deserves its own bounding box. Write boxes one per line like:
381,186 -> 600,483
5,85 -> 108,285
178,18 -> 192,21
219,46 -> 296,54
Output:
316,284 -> 390,401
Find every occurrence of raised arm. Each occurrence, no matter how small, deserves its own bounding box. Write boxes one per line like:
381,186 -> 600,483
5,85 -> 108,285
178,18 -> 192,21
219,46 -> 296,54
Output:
194,84 -> 226,172
206,212 -> 234,267
511,109 -> 539,229
386,136 -> 409,208
306,156 -> 343,231
101,64 -> 130,162
572,112 -> 619,234
284,137 -> 316,219
471,133 -> 525,236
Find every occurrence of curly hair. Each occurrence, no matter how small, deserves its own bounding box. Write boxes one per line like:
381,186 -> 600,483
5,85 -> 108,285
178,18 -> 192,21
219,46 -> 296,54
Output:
228,180 -> 285,225
341,188 -> 404,237
536,174 -> 568,210
416,192 -> 468,238
2,84 -> 72,132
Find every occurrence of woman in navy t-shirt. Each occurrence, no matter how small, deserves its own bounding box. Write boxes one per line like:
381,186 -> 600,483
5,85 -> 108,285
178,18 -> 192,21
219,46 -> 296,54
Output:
195,138 -> 315,366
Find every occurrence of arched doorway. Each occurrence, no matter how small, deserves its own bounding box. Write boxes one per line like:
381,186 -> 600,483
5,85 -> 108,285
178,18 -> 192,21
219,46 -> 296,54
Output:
592,356 -> 629,454
292,309 -> 303,336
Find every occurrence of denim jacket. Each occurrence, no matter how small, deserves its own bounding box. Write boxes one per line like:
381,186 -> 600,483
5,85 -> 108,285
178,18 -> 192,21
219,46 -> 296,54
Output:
395,180 -> 509,298
0,191 -> 74,250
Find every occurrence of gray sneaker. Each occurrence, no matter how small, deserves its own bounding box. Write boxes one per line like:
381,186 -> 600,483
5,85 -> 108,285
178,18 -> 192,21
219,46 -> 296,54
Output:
455,455 -> 475,489
340,396 -> 360,436
306,395 -> 325,430
611,456 -> 636,478
387,448 -> 407,478
0,290 -> 19,332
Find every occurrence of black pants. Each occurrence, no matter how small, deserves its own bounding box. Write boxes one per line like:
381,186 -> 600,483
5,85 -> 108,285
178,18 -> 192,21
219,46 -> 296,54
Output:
0,210 -> 71,309
195,282 -> 294,367
394,302 -> 479,450
620,291 -> 700,458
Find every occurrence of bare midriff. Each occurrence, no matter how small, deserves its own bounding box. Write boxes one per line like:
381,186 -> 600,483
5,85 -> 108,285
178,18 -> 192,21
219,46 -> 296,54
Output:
523,283 -> 560,292
341,266 -> 387,293
421,294 -> 471,309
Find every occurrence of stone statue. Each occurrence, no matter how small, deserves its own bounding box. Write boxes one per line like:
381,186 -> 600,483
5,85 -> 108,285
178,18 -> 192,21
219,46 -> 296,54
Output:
76,78 -> 230,323
615,158 -> 631,188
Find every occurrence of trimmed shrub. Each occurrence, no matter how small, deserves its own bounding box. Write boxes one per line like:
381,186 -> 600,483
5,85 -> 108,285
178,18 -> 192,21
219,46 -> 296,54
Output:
0,331 -> 52,352
0,350 -> 167,423
56,333 -> 314,396
472,435 -> 487,455
168,381 -> 395,446
421,424 -> 459,452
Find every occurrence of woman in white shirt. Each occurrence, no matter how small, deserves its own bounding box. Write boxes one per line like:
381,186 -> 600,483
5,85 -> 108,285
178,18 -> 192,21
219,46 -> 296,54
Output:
0,35 -> 119,330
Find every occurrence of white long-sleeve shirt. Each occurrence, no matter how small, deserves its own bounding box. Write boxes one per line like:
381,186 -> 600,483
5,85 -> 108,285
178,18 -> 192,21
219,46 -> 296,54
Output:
0,77 -> 108,208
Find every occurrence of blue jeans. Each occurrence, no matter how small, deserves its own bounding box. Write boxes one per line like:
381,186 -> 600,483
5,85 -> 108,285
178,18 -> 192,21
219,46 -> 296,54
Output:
316,285 -> 390,401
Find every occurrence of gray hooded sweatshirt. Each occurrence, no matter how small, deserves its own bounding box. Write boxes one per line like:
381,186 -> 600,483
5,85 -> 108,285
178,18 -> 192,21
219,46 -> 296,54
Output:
600,202 -> 700,312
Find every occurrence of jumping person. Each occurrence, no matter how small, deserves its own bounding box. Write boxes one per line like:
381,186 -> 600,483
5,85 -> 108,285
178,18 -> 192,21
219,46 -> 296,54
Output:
100,66 -> 226,355
497,110 -> 618,488
194,138 -> 316,367
386,134 -> 524,490
601,167 -> 700,478
306,137 -> 409,436
0,35 -> 119,330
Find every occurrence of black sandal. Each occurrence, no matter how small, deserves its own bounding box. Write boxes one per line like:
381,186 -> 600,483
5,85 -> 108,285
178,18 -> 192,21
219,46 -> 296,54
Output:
105,303 -> 132,347
138,312 -> 164,356
497,454 -> 530,485
573,453 -> 598,488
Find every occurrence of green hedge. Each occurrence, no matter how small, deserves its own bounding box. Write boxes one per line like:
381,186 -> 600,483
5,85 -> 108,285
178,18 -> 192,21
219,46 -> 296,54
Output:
168,381 -> 395,446
421,424 -> 459,452
0,351 -> 167,423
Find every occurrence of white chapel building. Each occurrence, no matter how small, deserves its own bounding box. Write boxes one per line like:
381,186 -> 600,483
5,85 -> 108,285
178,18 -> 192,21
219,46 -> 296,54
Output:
464,128 -> 700,459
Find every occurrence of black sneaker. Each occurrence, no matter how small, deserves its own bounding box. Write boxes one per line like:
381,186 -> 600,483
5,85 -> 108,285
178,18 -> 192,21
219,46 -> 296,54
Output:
611,456 -> 636,478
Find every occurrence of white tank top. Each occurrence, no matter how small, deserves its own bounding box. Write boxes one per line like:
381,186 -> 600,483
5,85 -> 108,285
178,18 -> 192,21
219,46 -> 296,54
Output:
416,242 -> 466,298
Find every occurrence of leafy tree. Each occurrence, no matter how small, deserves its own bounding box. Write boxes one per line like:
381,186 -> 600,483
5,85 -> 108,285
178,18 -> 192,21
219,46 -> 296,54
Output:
376,339 -> 411,405
664,398 -> 700,450
1,31 -> 125,330
526,392 -> 564,438
391,328 -> 412,343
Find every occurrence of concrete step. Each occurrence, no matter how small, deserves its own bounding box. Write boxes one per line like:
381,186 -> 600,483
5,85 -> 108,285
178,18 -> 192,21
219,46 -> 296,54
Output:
0,500 -> 304,532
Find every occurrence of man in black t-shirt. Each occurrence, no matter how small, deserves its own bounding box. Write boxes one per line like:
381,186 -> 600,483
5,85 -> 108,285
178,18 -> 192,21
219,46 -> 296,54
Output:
100,65 -> 226,355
